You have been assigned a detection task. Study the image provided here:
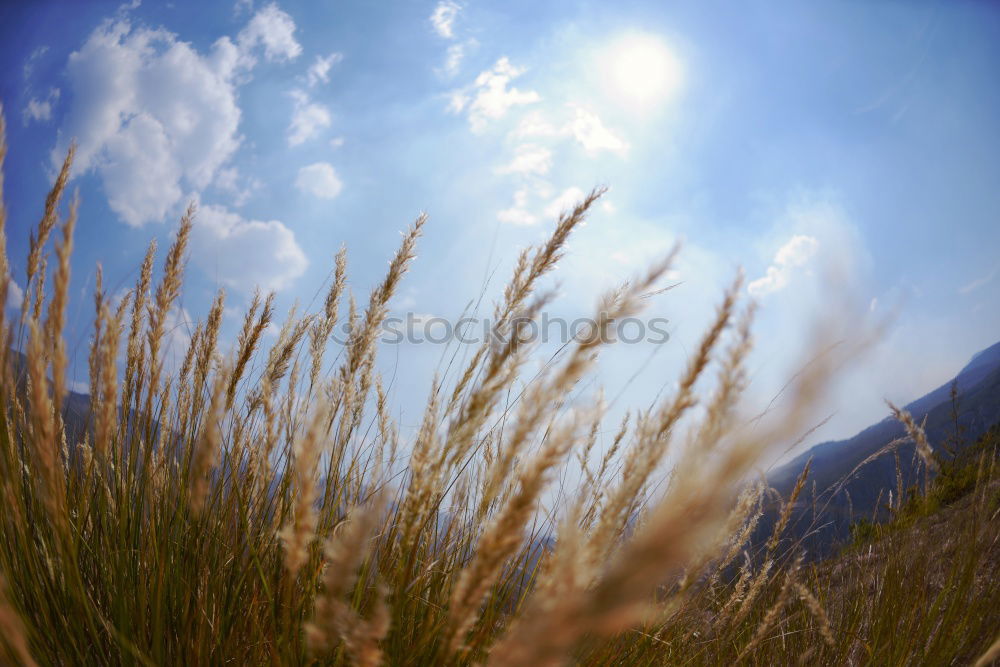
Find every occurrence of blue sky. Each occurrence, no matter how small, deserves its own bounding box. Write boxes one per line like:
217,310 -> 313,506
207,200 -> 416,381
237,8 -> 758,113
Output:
1,0 -> 998,451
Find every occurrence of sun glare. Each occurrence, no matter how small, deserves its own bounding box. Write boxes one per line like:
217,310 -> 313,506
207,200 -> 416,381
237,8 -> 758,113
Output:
602,33 -> 683,111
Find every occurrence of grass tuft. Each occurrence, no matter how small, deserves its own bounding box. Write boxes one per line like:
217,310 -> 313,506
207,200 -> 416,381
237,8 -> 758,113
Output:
0,107 -> 996,665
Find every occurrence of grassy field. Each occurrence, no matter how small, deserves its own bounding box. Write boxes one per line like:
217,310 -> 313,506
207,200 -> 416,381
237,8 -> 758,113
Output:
0,110 -> 998,666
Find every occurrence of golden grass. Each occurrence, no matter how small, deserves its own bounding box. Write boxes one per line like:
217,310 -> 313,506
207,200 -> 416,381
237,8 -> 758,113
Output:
0,105 -> 997,665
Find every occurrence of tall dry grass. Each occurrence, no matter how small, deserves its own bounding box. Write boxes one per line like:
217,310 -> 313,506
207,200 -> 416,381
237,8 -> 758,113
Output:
0,106 -> 997,665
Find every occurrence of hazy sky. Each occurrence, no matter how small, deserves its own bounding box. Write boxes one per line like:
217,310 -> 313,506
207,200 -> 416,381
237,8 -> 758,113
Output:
1,0 -> 998,452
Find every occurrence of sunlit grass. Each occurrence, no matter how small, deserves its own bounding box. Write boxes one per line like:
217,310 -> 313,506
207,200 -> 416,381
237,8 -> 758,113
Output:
0,107 -> 997,666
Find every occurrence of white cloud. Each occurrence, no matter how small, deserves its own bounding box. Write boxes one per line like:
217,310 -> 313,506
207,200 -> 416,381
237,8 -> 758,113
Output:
214,166 -> 240,193
23,87 -> 60,124
747,265 -> 790,297
450,58 -> 540,132
567,106 -> 628,155
288,88 -> 331,146
496,180 -> 577,226
306,52 -> 342,87
430,1 -> 461,39
22,48 -> 61,126
295,162 -> 343,199
497,188 -> 539,226
55,5 -> 299,227
192,204 -> 308,292
441,42 -> 467,77
5,279 -> 24,311
748,235 -> 819,297
774,234 -> 819,268
497,209 -> 538,227
448,91 -> 470,114
509,106 -> 628,156
99,112 -> 184,226
544,186 -> 587,219
511,111 -> 559,139
213,166 -> 259,206
23,45 -> 48,80
329,136 -> 345,149
496,144 -> 552,176
236,2 -> 302,65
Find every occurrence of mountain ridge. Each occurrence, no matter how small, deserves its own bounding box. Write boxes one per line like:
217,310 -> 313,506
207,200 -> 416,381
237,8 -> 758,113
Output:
763,337 -> 1000,557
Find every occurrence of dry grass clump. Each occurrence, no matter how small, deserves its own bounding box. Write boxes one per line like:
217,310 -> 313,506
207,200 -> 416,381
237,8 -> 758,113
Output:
0,106 -> 997,666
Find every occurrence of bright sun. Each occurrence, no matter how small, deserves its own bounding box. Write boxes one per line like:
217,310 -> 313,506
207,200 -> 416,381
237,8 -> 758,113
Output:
602,33 -> 683,111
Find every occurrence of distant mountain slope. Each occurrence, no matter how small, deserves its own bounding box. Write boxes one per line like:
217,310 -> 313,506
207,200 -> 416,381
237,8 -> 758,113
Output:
762,339 -> 1000,558
8,349 -> 92,442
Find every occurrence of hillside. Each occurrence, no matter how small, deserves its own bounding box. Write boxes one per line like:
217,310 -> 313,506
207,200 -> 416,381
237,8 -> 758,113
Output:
763,339 -> 1000,557
813,443 -> 1000,665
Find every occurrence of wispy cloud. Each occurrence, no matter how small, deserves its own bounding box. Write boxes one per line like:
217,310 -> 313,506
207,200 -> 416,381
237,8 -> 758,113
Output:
213,166 -> 260,207
22,45 -> 48,80
959,267 -> 997,295
496,184 -> 592,227
295,162 -> 343,199
235,2 -> 302,65
430,1 -> 461,39
512,105 -> 628,156
22,41 -> 59,125
449,58 -> 540,132
23,87 -> 60,124
439,39 -> 477,78
429,0 -> 474,77
748,235 -> 819,297
288,89 -> 331,146
495,144 -> 552,176
567,105 -> 628,155
497,187 -> 539,226
306,52 -> 342,87
544,186 -> 587,218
